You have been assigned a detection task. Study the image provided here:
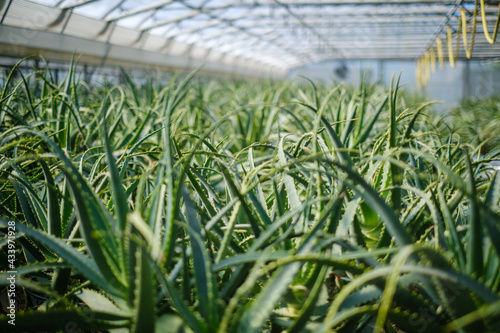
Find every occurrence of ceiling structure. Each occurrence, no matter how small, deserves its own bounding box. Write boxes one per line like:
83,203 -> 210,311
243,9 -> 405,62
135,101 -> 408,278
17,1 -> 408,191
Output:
1,0 -> 499,76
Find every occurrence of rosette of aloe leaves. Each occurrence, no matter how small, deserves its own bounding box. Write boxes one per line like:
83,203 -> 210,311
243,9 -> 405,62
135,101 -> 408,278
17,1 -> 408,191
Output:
1,60 -> 499,333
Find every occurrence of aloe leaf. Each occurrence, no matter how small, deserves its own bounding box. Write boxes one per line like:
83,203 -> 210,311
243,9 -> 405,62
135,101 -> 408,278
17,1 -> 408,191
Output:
0,219 -> 117,295
119,109 -> 153,149
39,160 -> 62,238
388,74 -> 400,149
218,249 -> 276,333
340,100 -> 358,146
131,247 -> 155,333
237,257 -> 302,332
416,247 -> 489,332
337,197 -> 361,243
216,201 -> 241,263
485,171 -> 500,210
0,262 -> 70,277
482,208 -> 500,260
278,138 -> 304,232
15,129 -> 124,290
287,265 -> 329,333
444,299 -> 500,333
182,188 -> 220,331
303,103 -> 354,167
437,185 -> 466,270
16,236 -> 48,262
403,101 -> 440,140
250,198 -> 321,252
77,288 -> 129,316
120,67 -> 141,107
374,246 -> 415,333
389,184 -> 445,247
323,263 -> 496,332
353,96 -> 388,148
0,310 -> 130,332
238,198 -> 323,333
103,97 -> 129,233
327,160 -> 413,246
56,54 -> 76,147
354,80 -> 367,139
6,177 -> 56,260
465,152 -> 483,278
158,68 -> 202,265
184,162 -> 241,256
9,177 -> 44,231
153,255 -> 206,333
64,167 -> 124,287
340,285 -> 382,310
0,56 -> 33,127
102,100 -> 130,284
213,249 -> 289,271
156,314 -> 196,333
220,165 -> 261,238
248,147 -> 268,215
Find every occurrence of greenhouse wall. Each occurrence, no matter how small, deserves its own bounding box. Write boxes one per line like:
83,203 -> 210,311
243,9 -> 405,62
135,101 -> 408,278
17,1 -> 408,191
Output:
289,59 -> 500,107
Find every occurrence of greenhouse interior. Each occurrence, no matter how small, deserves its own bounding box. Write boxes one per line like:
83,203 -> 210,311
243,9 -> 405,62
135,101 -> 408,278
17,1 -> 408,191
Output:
1,0 -> 500,332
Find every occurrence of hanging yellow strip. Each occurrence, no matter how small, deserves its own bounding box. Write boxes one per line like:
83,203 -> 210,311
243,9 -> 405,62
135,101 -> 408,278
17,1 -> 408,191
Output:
425,51 -> 431,83
460,2 -> 478,59
480,0 -> 500,44
419,57 -> 426,86
420,57 -> 424,86
430,46 -> 436,73
447,25 -> 455,68
436,37 -> 445,69
422,57 -> 427,85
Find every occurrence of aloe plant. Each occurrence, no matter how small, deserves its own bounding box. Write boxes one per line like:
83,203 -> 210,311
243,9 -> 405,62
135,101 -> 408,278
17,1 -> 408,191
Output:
0,60 -> 499,333
449,95 -> 500,154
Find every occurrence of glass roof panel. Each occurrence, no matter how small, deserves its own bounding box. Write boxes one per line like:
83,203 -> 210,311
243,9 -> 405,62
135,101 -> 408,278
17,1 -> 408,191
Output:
72,1 -> 119,19
14,0 -> 500,73
32,0 -> 60,5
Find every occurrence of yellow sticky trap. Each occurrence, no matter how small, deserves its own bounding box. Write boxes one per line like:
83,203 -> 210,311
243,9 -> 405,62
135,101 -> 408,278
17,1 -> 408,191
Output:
436,37 -> 445,70
480,0 -> 500,44
430,46 -> 436,74
460,2 -> 478,60
425,51 -> 431,83
447,25 -> 455,68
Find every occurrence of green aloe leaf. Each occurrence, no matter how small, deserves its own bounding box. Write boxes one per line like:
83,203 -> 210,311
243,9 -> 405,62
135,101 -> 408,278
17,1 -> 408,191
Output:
0,219 -> 117,295
13,129 -> 125,292
0,310 -> 130,332
182,188 -> 220,331
39,160 -> 62,238
326,160 -> 413,246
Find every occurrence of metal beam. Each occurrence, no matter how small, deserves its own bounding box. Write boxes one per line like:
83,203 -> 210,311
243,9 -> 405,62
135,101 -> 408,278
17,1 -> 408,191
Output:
0,0 -> 13,25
